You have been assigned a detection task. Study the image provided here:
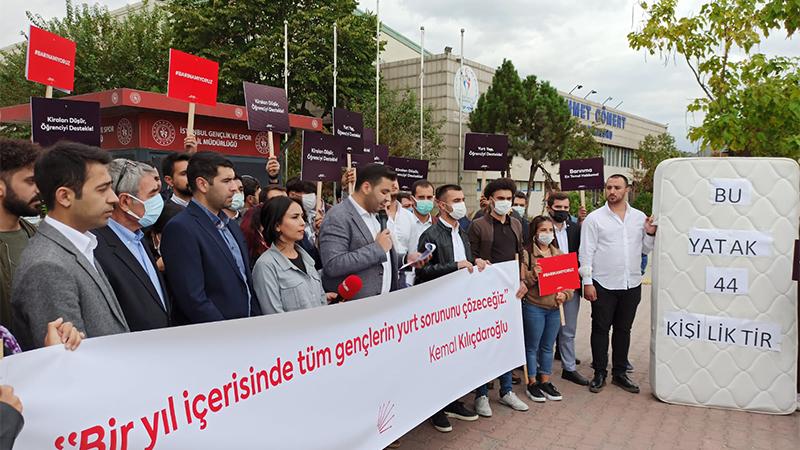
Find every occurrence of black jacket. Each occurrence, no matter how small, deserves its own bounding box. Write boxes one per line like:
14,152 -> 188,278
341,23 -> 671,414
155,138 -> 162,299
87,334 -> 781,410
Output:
93,225 -> 171,332
555,219 -> 581,254
415,220 -> 474,284
0,402 -> 23,450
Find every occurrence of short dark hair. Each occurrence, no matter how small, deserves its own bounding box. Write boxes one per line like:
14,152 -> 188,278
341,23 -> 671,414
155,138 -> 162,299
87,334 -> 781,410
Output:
483,178 -> 516,199
285,177 -> 315,195
547,191 -> 570,207
411,179 -> 434,196
356,163 -> 396,190
35,142 -> 111,210
242,175 -> 261,198
259,184 -> 286,203
0,138 -> 42,183
161,152 -> 191,178
396,192 -> 413,203
435,184 -> 462,200
259,196 -> 296,245
608,174 -> 630,187
514,191 -> 527,201
187,152 -> 234,191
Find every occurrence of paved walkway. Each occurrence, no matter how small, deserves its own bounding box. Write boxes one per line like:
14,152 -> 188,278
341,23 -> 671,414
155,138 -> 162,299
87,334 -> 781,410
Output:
401,285 -> 799,449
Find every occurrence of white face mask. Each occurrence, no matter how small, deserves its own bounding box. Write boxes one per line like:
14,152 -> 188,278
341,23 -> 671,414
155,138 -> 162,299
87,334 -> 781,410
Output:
448,202 -> 467,220
537,232 -> 555,246
493,199 -> 512,216
302,193 -> 317,214
512,205 -> 526,217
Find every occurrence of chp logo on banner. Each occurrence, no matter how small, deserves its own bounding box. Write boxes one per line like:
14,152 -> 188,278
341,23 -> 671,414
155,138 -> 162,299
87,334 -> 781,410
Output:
167,49 -> 219,106
25,25 -> 76,92
242,81 -> 290,134
463,133 -> 508,171
333,107 -> 365,154
301,131 -> 342,182
536,252 -> 581,296
31,97 -> 100,147
387,156 -> 429,191
559,157 -> 605,191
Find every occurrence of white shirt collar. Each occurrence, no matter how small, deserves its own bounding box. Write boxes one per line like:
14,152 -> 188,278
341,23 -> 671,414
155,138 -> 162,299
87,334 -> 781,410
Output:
414,213 -> 432,225
44,215 -> 98,266
348,195 -> 373,219
171,194 -> 189,207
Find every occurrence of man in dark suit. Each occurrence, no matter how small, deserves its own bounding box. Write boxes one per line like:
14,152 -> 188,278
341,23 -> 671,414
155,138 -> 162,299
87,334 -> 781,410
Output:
547,191 -> 589,385
11,143 -> 129,350
319,164 -> 400,299
160,152 -> 261,324
93,159 -> 170,331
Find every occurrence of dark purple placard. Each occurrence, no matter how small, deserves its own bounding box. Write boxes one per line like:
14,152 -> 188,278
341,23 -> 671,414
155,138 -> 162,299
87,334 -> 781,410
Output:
363,127 -> 376,147
301,131 -> 342,182
333,107 -> 365,154
242,81 -> 290,134
463,133 -> 508,171
350,144 -> 389,168
387,156 -> 429,191
31,97 -> 100,147
559,157 -> 606,191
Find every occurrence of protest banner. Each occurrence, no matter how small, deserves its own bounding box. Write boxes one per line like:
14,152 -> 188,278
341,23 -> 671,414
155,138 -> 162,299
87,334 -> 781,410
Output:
242,82 -> 290,158
333,108 -> 365,193
301,131 -> 342,183
26,25 -> 76,95
167,49 -> 219,136
463,133 -> 508,171
350,129 -> 388,168
559,157 -> 605,208
31,97 -> 100,147
386,157 -> 429,191
0,262 -> 523,450
536,252 -> 580,326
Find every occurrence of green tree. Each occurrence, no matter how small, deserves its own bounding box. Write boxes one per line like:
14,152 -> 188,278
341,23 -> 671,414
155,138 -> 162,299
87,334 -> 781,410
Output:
628,0 -> 800,158
353,81 -> 444,162
630,132 -> 683,214
470,60 -> 596,215
0,0 -> 172,137
168,0 -> 380,118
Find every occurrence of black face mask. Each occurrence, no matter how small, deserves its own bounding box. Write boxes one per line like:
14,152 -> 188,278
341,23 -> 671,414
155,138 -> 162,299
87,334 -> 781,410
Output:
551,210 -> 570,223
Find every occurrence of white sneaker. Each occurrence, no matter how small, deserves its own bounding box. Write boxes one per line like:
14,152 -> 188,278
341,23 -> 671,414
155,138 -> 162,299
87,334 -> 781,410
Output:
499,391 -> 529,411
474,395 -> 492,417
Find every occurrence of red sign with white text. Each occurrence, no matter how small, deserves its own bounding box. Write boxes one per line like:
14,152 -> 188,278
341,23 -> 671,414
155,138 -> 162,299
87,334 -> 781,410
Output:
536,252 -> 580,296
167,49 -> 219,106
25,25 -> 76,92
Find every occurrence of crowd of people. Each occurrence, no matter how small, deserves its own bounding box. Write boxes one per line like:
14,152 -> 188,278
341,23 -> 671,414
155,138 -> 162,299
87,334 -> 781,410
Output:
0,136 -> 659,448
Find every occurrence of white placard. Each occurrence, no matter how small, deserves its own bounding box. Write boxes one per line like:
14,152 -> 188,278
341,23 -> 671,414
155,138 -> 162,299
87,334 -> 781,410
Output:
705,267 -> 749,295
663,311 -> 782,352
709,178 -> 753,206
0,262 -> 523,450
688,228 -> 773,257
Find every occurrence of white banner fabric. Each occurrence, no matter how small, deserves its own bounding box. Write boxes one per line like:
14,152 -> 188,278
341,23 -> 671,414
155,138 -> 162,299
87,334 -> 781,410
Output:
0,261 -> 523,450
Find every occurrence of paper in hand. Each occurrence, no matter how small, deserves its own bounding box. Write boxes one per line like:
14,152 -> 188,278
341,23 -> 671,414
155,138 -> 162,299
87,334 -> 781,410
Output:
401,243 -> 436,270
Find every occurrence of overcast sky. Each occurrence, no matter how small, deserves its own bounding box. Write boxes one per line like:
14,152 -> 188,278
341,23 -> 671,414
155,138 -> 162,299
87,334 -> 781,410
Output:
3,0 -> 797,152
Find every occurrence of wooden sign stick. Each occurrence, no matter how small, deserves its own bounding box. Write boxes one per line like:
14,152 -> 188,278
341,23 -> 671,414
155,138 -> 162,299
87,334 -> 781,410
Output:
347,153 -> 354,194
187,102 -> 196,137
45,85 -> 53,99
267,131 -> 275,159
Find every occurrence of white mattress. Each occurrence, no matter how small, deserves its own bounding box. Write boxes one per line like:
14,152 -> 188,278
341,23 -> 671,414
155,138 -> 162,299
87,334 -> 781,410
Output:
650,157 -> 799,414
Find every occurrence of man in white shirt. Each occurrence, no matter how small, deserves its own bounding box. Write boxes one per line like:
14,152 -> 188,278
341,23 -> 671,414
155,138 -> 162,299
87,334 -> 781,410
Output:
12,143 -> 129,350
579,174 -> 657,394
386,180 -> 417,288
409,180 -> 435,251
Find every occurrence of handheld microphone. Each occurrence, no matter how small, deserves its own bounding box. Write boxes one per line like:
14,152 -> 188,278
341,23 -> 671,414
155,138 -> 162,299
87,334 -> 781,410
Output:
377,210 -> 389,231
330,274 -> 364,304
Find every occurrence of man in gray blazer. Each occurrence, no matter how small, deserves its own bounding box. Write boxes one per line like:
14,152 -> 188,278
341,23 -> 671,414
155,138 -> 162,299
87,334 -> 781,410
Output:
319,164 -> 399,299
12,142 -> 129,350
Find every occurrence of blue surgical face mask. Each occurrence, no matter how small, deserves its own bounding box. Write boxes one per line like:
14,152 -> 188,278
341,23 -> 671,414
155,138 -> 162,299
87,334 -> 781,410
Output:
415,199 -> 434,216
230,192 -> 245,212
126,193 -> 164,228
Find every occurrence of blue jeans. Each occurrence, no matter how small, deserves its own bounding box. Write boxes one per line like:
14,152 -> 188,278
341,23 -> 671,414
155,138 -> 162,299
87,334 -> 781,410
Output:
523,302 -> 561,378
476,371 -> 513,397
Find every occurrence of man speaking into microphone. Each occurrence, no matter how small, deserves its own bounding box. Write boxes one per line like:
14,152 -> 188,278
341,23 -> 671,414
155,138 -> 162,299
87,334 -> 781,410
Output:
320,164 -> 401,299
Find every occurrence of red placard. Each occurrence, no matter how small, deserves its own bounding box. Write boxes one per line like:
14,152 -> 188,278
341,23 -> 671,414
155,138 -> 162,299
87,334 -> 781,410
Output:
536,252 -> 580,296
25,25 -> 76,92
167,49 -> 219,106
